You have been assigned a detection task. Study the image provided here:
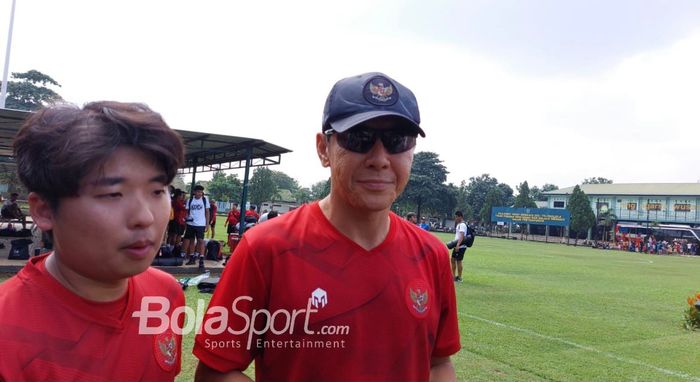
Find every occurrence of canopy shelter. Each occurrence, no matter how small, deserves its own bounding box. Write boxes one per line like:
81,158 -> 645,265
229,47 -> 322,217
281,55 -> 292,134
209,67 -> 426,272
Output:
176,129 -> 291,235
0,107 -> 292,234
0,108 -> 26,178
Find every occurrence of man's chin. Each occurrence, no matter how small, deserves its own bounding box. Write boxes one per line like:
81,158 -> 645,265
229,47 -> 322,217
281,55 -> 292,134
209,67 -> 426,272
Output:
115,256 -> 155,278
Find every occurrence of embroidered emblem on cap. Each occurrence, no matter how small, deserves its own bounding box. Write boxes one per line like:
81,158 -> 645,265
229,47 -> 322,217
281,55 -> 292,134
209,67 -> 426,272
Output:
153,330 -> 178,372
363,76 -> 399,106
405,279 -> 431,318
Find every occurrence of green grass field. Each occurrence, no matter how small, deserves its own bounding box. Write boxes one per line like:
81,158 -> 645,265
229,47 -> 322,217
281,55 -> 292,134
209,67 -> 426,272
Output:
444,234 -> 700,381
3,230 -> 700,381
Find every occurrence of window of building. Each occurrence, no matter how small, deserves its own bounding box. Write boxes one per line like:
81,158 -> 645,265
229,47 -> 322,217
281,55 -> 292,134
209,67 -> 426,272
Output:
553,201 -> 565,208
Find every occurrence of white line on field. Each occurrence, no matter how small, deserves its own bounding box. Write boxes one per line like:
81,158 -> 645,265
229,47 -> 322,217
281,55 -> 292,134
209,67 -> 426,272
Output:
462,313 -> 700,381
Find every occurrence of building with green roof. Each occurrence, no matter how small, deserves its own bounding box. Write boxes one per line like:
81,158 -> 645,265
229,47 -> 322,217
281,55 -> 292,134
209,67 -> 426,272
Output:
543,183 -> 700,226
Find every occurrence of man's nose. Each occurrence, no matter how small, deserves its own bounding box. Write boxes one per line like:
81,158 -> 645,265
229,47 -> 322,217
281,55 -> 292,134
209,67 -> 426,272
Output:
128,194 -> 156,228
363,138 -> 391,168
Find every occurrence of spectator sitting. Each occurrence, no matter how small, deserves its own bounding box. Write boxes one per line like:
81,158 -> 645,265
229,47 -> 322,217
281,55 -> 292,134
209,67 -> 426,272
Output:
406,212 -> 417,225
244,205 -> 259,224
258,209 -> 270,223
1,193 -> 27,229
419,217 -> 430,231
224,203 -> 241,235
259,209 -> 280,223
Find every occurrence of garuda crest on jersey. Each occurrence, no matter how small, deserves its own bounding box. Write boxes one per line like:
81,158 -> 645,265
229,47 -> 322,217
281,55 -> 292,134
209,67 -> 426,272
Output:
410,288 -> 429,314
405,279 -> 431,318
154,330 -> 178,372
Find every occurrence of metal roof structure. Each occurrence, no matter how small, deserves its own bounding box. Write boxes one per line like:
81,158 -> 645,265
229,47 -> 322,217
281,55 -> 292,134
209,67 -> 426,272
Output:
544,183 -> 700,196
0,108 -> 292,175
0,108 -> 26,158
177,129 -> 291,175
0,107 -> 291,235
0,108 -> 29,176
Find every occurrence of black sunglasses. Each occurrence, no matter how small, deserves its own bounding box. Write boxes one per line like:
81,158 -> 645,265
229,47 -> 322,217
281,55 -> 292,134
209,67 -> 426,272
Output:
323,127 -> 418,154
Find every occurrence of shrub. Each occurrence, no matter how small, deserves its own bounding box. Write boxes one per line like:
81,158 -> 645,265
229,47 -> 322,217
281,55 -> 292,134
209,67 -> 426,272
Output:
683,292 -> 700,330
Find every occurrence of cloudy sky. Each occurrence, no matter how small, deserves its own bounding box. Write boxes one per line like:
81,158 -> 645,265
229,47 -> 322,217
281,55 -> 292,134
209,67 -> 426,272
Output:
2,0 -> 700,190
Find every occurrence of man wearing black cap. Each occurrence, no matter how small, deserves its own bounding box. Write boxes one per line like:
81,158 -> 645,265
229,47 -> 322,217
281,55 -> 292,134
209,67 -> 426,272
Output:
194,73 -> 461,381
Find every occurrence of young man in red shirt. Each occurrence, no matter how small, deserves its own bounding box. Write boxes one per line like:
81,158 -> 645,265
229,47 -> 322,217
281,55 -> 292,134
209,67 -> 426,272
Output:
194,73 -> 460,381
244,205 -> 259,223
167,188 -> 187,247
0,102 -> 186,381
224,203 -> 241,234
209,199 -> 218,239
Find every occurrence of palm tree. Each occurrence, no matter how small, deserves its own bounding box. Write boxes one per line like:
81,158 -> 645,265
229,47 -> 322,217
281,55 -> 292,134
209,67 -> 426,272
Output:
597,210 -> 618,242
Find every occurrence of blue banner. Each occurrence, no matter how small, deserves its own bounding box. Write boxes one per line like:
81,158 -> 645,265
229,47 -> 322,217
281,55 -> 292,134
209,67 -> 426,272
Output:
491,207 -> 570,226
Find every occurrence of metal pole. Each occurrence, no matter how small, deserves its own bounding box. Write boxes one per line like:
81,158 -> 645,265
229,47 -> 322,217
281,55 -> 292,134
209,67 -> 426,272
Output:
238,146 -> 253,236
0,0 -> 18,108
646,198 -> 650,235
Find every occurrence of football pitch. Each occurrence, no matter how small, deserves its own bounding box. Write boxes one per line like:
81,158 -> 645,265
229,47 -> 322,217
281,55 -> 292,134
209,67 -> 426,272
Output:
4,234 -> 700,381
441,234 -> 700,381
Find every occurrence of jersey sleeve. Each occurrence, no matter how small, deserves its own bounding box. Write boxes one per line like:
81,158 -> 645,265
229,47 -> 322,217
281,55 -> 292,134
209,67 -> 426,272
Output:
432,247 -> 462,357
193,237 -> 268,372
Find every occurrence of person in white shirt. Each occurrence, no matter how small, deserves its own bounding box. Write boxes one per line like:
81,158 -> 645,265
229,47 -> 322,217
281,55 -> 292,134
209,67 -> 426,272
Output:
182,185 -> 210,266
452,211 -> 468,282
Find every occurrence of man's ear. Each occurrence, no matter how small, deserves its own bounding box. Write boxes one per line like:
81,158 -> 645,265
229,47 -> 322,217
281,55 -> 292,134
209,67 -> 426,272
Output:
28,192 -> 55,232
316,133 -> 330,168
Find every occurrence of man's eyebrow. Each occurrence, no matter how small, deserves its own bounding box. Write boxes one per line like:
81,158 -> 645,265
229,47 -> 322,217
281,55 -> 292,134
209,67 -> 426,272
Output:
90,174 -> 169,187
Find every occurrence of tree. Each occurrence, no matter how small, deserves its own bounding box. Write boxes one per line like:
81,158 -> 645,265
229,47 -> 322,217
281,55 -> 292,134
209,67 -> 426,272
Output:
597,209 -> 618,242
479,188 -> 503,225
206,170 -> 242,202
293,187 -> 313,204
0,170 -> 26,196
458,204 -> 474,222
441,183 -> 459,217
514,181 -> 537,238
1,70 -> 63,111
531,183 -> 559,201
249,167 -> 278,207
514,181 -> 537,208
170,175 -> 187,191
310,179 -> 331,200
567,185 -> 596,242
582,177 -> 613,184
455,180 -> 471,215
270,170 -> 300,193
396,151 -> 449,219
464,174 -> 514,222
498,183 -> 515,207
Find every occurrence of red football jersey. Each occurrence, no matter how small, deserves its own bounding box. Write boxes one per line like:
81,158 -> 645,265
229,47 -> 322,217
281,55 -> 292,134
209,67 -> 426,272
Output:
210,203 -> 218,224
173,198 -> 188,225
194,202 -> 460,381
226,209 -> 240,226
0,255 -> 184,381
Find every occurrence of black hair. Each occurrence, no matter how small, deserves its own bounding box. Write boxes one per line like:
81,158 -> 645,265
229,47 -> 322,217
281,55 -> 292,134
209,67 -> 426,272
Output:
14,101 -> 185,210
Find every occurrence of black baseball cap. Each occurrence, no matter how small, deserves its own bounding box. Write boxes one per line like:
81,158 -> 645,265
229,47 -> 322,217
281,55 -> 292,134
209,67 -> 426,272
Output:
322,72 -> 425,137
